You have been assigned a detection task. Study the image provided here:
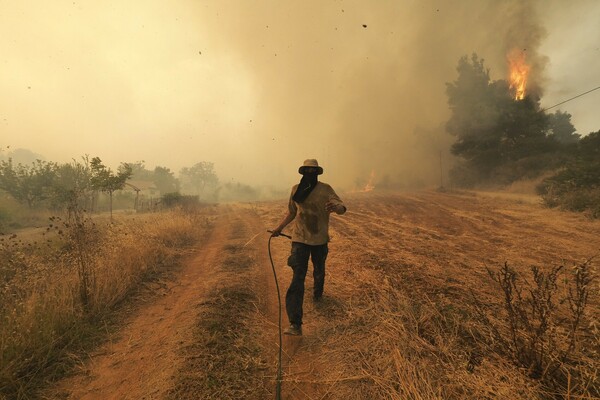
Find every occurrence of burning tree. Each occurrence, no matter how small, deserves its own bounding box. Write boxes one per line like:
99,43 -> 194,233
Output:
445,53 -> 574,187
507,49 -> 530,101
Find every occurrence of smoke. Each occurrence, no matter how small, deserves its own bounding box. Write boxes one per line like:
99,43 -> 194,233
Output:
195,0 -> 551,189
5,0 -> 583,192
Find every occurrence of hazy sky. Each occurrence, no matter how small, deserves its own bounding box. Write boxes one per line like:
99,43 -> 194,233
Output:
1,0 -> 599,188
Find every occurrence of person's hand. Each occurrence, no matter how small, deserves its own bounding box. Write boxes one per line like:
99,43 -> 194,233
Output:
326,202 -> 343,214
270,228 -> 282,237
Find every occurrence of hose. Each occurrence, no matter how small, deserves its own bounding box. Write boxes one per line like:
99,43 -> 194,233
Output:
267,233 -> 284,399
267,230 -> 292,398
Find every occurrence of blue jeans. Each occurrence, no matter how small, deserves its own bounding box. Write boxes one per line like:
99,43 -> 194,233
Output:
285,242 -> 328,326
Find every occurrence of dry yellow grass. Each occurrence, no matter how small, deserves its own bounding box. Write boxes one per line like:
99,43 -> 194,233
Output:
258,189 -> 599,399
0,206 -> 215,399
3,189 -> 597,399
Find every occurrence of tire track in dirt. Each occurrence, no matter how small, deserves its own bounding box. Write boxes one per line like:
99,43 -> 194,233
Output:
46,206 -> 233,400
167,206 -> 274,399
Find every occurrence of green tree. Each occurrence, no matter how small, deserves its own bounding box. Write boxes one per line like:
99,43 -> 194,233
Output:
90,157 -> 132,219
153,166 -> 179,194
0,159 -> 57,208
179,162 -> 218,198
547,110 -> 580,144
51,157 -> 93,213
446,54 -> 509,179
495,95 -> 551,162
537,130 -> 600,216
578,130 -> 600,159
127,161 -> 154,180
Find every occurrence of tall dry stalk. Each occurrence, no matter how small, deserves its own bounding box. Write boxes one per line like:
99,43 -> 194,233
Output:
0,207 -> 213,399
482,260 -> 597,395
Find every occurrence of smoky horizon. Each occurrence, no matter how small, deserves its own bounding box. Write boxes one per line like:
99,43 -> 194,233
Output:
1,0 -> 599,193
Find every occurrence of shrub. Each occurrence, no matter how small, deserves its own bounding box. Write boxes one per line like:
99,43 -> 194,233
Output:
537,131 -> 600,217
161,192 -> 201,211
0,209 -> 211,399
489,152 -> 568,185
475,260 -> 597,396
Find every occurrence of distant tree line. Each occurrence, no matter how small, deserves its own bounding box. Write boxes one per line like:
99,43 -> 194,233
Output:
446,54 -> 599,216
0,156 -> 132,217
128,160 -> 219,200
0,156 -> 225,217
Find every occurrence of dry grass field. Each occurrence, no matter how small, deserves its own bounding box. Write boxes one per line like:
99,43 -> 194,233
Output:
0,206 -> 217,400
2,189 -> 599,399
258,189 -> 600,399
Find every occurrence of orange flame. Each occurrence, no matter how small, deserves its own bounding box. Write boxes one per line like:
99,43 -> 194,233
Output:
507,49 -> 530,100
362,169 -> 376,192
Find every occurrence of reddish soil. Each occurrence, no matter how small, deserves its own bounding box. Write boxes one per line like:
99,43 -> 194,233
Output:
45,210 -> 233,399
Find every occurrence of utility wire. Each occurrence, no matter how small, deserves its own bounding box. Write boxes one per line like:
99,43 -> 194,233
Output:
541,85 -> 600,112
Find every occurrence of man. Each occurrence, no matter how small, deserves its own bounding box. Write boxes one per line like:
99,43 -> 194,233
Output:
271,159 -> 346,336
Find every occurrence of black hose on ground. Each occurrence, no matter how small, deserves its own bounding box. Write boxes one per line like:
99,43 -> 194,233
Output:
267,232 -> 285,400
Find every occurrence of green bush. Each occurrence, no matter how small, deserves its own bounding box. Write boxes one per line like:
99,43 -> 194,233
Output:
161,192 -> 200,210
537,131 -> 600,217
490,152 -> 568,185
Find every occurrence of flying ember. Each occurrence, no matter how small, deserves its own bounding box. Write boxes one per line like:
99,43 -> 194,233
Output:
507,49 -> 530,100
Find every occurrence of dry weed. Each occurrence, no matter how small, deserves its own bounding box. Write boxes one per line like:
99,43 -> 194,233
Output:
476,260 -> 599,397
0,208 -> 213,399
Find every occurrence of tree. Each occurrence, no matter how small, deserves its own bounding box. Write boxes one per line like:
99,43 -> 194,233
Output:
179,162 -> 218,198
51,157 -> 93,213
578,130 -> 600,159
537,130 -> 600,216
127,160 -> 154,180
494,94 -> 551,162
0,159 -> 57,208
445,53 -> 566,186
90,157 -> 132,219
547,111 -> 580,144
446,54 -> 510,179
153,166 -> 179,194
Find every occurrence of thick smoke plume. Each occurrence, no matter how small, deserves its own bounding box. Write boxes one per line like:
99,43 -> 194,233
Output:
196,0 -> 549,189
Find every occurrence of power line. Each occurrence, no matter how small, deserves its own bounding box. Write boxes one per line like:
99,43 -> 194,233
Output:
541,85 -> 600,112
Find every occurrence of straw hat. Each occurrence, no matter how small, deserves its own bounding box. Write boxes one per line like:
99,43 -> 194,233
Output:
298,159 -> 323,175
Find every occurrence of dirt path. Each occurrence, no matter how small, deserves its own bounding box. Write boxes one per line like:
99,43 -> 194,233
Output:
47,208 -> 235,399
47,202 -> 337,399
